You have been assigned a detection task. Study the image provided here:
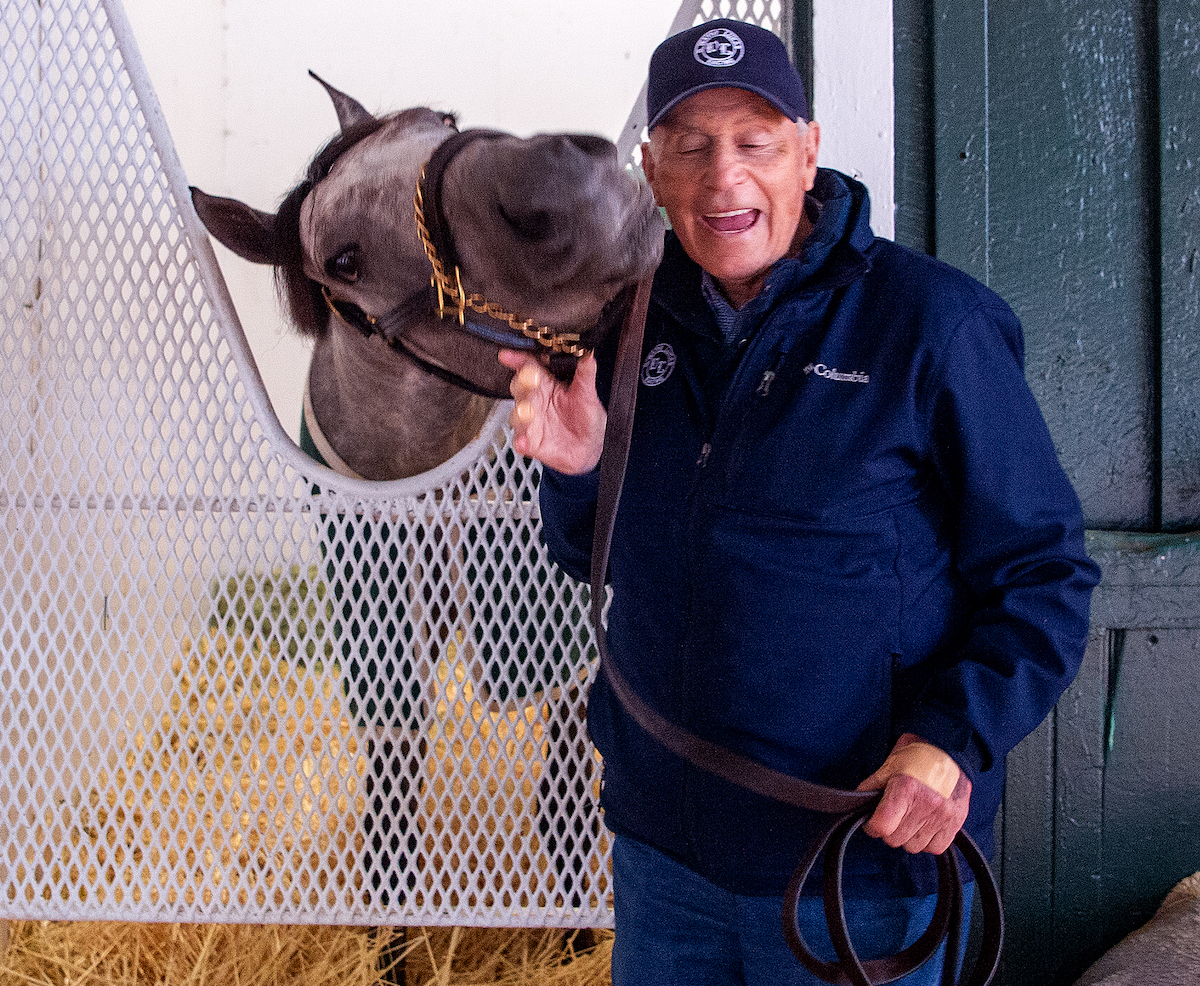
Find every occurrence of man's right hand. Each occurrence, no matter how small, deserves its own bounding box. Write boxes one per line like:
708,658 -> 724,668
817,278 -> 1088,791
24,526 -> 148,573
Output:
498,350 -> 607,475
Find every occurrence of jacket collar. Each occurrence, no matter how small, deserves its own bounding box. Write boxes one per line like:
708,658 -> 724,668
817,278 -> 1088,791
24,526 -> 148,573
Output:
651,167 -> 875,332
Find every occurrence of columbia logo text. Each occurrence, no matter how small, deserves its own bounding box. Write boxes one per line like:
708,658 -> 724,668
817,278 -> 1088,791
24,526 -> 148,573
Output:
803,363 -> 870,385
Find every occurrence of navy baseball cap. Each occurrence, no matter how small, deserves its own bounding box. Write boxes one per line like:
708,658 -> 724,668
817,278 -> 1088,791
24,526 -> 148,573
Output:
647,18 -> 809,130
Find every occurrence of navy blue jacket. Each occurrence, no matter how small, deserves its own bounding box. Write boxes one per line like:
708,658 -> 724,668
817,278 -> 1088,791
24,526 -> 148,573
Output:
540,169 -> 1100,897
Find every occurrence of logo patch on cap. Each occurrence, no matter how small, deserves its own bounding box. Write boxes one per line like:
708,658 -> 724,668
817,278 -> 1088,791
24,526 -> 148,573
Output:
693,27 -> 744,67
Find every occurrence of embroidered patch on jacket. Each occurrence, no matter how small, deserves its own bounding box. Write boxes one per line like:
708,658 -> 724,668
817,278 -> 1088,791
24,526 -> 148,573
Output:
803,362 -> 871,385
641,343 -> 677,387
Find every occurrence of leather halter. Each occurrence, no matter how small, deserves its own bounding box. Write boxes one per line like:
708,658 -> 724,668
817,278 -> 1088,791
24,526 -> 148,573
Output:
322,285 -> 514,400
414,130 -> 590,360
321,127 -> 599,396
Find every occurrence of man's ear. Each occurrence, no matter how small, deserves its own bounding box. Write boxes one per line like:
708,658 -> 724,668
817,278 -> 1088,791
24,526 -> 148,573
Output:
800,120 -> 821,191
640,140 -> 657,187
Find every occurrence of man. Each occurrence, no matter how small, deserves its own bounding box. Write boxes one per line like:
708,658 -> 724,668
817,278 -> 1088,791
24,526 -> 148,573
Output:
500,18 -> 1099,986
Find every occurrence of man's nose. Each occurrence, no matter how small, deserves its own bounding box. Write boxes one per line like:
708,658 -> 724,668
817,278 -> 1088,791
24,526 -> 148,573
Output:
705,144 -> 746,188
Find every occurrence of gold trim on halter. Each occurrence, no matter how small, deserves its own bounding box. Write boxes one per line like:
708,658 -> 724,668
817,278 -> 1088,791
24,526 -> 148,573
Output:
413,166 -> 588,358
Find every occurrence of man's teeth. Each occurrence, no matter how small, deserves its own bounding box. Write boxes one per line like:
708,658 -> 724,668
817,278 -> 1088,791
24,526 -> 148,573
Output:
705,209 -> 758,232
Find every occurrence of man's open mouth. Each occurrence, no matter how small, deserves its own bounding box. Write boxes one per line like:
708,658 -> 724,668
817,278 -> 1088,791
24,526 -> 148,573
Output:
703,209 -> 759,233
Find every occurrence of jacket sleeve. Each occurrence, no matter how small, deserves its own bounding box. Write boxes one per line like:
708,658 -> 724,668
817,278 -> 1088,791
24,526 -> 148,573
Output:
893,297 -> 1101,789
537,465 -> 601,584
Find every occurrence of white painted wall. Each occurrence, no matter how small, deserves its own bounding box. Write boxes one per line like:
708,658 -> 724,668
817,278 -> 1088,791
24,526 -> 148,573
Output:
812,0 -> 895,241
120,0 -> 893,439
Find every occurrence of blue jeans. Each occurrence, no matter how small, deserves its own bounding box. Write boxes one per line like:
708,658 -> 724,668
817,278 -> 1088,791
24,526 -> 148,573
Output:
611,835 -> 972,986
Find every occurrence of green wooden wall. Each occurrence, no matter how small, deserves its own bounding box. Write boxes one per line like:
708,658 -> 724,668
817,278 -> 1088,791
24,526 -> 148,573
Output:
891,1 -> 1200,982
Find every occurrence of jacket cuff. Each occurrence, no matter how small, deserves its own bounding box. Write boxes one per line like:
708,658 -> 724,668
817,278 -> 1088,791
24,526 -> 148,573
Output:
541,464 -> 600,498
894,703 -> 988,789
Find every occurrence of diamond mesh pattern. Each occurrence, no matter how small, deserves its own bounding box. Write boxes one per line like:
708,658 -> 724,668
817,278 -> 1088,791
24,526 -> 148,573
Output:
696,0 -> 785,23
0,0 -> 782,926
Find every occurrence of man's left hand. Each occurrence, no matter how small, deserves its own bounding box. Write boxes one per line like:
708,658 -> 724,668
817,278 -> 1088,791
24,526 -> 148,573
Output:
856,733 -> 971,855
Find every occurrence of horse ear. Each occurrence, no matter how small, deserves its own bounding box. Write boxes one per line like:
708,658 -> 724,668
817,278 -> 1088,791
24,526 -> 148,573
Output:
190,186 -> 280,265
308,70 -> 374,131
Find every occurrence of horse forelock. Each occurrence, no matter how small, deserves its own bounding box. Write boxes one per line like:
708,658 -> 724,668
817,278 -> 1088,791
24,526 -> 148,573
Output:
272,109 -> 456,337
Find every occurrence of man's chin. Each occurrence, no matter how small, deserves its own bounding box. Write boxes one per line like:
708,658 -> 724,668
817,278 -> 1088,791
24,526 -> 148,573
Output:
703,257 -> 772,286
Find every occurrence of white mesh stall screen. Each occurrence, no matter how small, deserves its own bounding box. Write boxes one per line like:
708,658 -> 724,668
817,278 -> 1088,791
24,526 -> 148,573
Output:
0,0 -> 606,926
0,0 -> 785,926
686,0 -> 786,34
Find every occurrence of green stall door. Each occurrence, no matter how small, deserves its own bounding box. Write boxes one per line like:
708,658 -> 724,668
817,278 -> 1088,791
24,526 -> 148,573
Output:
891,1 -> 1200,981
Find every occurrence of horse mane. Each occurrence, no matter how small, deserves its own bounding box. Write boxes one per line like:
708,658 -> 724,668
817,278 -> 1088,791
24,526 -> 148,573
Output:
271,109 -> 458,337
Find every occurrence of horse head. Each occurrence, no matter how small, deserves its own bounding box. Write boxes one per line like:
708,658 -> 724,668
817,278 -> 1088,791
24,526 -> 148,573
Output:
190,73 -> 664,479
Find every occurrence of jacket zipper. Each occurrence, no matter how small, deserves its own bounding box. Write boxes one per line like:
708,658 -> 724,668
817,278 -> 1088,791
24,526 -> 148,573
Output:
675,313 -> 797,856
679,326 -> 774,739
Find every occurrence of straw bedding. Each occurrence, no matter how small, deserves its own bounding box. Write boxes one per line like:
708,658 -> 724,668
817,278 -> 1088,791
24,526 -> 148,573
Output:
1,566 -> 613,984
0,921 -> 614,986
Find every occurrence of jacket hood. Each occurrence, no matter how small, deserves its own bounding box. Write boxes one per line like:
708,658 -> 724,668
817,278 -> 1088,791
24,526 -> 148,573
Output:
803,167 -> 877,275
651,166 -> 877,326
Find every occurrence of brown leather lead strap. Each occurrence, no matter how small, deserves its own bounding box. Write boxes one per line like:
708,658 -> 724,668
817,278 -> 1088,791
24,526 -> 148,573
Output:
589,272 -> 653,619
587,276 -> 1003,986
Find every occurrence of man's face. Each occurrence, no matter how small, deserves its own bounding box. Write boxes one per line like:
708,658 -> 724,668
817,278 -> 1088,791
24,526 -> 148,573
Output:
641,88 -> 820,307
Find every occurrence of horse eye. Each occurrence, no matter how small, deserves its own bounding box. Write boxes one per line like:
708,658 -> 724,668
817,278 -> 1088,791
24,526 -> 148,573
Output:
326,247 -> 360,283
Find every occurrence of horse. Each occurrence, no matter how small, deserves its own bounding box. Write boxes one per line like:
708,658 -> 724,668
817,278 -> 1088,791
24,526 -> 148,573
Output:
188,75 -> 663,940
191,72 -> 663,481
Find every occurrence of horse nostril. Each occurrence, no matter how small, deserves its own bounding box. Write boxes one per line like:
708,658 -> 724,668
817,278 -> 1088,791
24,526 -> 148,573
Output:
565,133 -> 617,162
499,203 -> 554,242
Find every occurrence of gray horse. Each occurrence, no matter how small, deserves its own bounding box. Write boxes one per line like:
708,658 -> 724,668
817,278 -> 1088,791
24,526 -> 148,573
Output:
191,73 -> 663,480
189,77 -> 663,932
